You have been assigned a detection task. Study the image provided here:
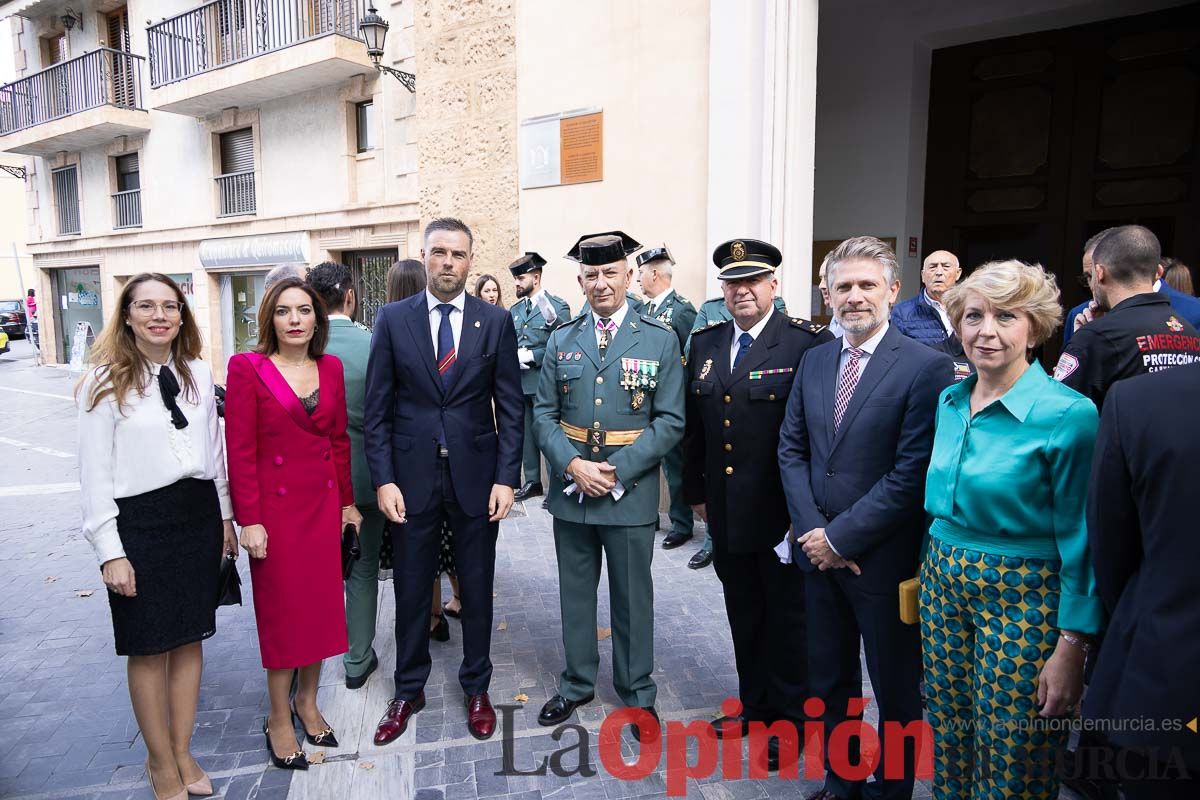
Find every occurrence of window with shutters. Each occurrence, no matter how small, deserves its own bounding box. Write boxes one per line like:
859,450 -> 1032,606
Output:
53,166 -> 81,236
106,7 -> 136,109
113,153 -> 142,229
217,128 -> 256,217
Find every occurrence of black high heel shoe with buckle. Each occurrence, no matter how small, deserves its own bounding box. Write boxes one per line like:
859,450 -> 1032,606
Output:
290,704 -> 339,748
262,724 -> 308,770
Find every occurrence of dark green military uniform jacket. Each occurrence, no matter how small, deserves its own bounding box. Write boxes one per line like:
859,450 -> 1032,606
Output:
511,291 -> 572,396
533,301 -> 685,526
645,289 -> 697,354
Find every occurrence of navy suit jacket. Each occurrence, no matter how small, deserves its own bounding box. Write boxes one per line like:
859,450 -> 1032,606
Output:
1084,363 -> 1200,768
364,292 -> 524,517
778,325 -> 954,590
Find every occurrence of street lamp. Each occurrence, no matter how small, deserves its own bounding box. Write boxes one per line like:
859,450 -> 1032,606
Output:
359,5 -> 415,94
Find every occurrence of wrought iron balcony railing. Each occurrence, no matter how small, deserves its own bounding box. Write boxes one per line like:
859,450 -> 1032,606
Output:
148,0 -> 368,89
0,48 -> 145,137
113,189 -> 143,229
216,170 -> 256,217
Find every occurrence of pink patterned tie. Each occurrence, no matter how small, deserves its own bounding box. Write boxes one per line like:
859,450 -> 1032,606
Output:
834,347 -> 864,431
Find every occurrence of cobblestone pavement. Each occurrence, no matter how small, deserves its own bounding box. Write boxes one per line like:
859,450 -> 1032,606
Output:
0,345 -> 1080,800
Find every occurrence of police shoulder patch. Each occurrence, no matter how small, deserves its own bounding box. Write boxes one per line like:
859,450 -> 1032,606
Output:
1053,352 -> 1080,381
789,317 -> 826,335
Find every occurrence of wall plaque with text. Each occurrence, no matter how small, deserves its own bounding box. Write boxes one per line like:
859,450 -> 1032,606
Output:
520,108 -> 604,189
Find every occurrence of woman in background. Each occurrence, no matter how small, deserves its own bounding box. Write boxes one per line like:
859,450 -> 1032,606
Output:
224,277 -> 359,770
474,273 -> 503,308
78,273 -> 236,800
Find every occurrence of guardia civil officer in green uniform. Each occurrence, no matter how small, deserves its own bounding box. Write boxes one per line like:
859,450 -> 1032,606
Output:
635,245 -> 698,548
306,261 -> 386,689
682,240 -> 832,770
682,293 -> 788,569
533,231 -> 685,734
509,252 -> 572,501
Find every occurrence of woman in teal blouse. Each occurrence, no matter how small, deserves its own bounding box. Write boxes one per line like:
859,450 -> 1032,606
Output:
920,260 -> 1103,800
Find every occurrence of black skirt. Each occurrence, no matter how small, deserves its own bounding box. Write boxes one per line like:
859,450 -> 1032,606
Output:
108,478 -> 224,656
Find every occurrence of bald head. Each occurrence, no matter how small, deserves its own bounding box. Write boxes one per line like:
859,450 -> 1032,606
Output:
921,250 -> 961,301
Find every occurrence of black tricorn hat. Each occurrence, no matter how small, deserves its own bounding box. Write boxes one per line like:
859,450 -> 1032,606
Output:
507,252 -> 547,277
712,238 -> 782,280
565,231 -> 642,266
635,245 -> 674,268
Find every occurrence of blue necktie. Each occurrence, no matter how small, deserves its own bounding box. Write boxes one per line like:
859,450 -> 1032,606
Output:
733,331 -> 753,369
436,304 -> 457,388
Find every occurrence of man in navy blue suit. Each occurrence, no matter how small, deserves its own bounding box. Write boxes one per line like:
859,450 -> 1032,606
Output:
364,218 -> 523,744
778,236 -> 954,800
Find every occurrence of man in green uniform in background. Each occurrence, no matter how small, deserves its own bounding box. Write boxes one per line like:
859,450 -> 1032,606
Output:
636,245 -> 697,549
533,231 -> 685,737
509,252 -> 572,501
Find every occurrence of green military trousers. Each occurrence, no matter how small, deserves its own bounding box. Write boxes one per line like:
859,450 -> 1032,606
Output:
343,504 -> 387,679
521,395 -> 543,485
553,518 -> 657,708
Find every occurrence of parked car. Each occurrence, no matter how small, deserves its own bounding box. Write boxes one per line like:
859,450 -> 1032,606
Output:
0,300 -> 26,339
0,330 -> 9,355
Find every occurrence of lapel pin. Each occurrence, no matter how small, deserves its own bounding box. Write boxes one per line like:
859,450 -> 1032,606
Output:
474,320 -> 481,328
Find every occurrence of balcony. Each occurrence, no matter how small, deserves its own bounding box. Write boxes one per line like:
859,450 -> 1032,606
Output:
216,170 -> 256,217
0,49 -> 150,157
148,0 -> 376,118
112,189 -> 142,229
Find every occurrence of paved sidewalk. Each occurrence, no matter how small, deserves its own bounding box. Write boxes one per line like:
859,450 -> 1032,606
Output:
1,352 -> 1080,799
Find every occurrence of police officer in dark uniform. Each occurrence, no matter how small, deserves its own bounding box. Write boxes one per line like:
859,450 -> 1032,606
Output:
1054,225 -> 1200,409
682,238 -> 833,769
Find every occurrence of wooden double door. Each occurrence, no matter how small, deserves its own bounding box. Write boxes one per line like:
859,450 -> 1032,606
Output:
922,3 -> 1200,357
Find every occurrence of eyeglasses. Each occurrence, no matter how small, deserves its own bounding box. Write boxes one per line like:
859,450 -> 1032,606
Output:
128,300 -> 183,317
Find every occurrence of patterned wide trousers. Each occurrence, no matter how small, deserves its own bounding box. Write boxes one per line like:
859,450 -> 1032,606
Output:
919,537 -> 1070,800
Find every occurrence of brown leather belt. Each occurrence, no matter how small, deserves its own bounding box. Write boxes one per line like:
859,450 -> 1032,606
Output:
560,422 -> 644,447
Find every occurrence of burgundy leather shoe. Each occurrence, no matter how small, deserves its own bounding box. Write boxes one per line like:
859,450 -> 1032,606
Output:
373,693 -> 425,745
466,693 -> 497,740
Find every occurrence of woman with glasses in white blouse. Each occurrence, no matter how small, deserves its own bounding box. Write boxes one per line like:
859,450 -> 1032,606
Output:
77,273 -> 237,800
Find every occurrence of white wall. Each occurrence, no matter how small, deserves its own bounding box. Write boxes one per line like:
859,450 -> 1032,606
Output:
516,0 -> 711,308
813,0 -> 1190,298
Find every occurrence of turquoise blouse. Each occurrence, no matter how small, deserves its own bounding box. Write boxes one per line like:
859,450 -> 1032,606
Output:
924,362 -> 1104,635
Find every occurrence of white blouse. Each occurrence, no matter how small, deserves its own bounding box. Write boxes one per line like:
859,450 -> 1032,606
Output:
78,357 -> 233,566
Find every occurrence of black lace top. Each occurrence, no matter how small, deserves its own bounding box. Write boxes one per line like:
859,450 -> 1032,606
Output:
300,388 -> 320,415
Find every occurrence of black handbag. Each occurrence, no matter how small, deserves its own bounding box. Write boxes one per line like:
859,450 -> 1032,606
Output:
217,553 -> 242,607
341,523 -> 361,580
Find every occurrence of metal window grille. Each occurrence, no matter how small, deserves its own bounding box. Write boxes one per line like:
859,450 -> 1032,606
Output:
217,128 -> 256,216
53,166 -> 81,235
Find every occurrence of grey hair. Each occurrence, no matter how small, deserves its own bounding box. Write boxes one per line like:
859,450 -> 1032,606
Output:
264,263 -> 307,291
652,259 -> 673,278
821,236 -> 899,289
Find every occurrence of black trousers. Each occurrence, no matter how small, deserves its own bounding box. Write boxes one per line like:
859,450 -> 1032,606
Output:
806,569 -> 922,800
711,543 -> 809,723
392,457 -> 498,700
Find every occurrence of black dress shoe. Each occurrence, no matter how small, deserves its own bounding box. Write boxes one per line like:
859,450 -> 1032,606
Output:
688,548 -> 713,569
629,707 -> 660,743
710,715 -> 749,739
514,481 -> 543,501
541,497 -> 549,510
345,650 -> 378,690
430,614 -> 450,642
538,693 -> 594,726
803,788 -> 838,800
661,531 -> 694,550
